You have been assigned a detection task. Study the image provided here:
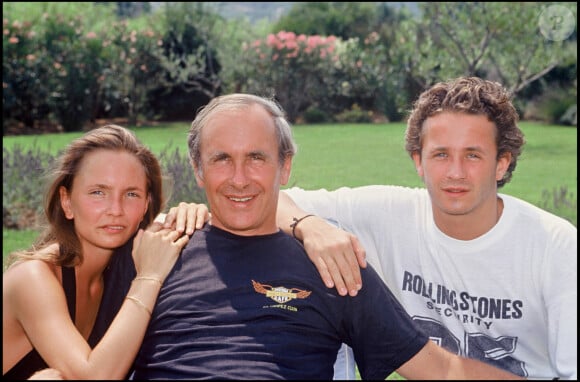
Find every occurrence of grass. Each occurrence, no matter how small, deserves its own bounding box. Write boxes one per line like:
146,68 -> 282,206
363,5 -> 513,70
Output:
3,229 -> 39,267
3,121 -> 577,268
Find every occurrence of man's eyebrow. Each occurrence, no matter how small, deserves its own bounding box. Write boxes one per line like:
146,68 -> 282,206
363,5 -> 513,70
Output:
209,151 -> 230,160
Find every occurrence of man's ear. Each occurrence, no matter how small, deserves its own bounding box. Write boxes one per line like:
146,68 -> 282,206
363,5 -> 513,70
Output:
496,152 -> 512,182
412,152 -> 424,177
193,160 -> 205,188
59,186 -> 74,219
279,155 -> 293,186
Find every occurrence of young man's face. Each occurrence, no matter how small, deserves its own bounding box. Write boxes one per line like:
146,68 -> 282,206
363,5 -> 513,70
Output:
412,111 -> 510,236
194,104 -> 292,236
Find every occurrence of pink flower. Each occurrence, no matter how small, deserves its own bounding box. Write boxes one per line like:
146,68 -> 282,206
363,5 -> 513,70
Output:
284,39 -> 298,50
266,34 -> 277,46
278,31 -> 296,40
86,31 -> 97,39
8,36 -> 18,44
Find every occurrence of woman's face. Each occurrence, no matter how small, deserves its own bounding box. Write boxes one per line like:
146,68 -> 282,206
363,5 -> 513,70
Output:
60,149 -> 150,256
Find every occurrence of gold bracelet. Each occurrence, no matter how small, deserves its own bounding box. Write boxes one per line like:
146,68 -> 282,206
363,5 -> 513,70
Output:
133,276 -> 163,287
126,295 -> 152,316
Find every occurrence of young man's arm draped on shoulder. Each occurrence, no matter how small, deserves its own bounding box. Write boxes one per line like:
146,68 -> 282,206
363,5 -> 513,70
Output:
277,190 -> 366,296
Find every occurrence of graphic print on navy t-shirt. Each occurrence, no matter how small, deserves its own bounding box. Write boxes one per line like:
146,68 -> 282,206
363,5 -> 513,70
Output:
253,280 -> 312,306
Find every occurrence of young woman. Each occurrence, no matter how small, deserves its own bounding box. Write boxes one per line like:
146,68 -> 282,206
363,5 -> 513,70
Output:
3,124 -> 191,379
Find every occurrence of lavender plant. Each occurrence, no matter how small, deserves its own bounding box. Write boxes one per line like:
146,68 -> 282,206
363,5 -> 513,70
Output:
157,146 -> 207,208
3,145 -> 207,230
2,145 -> 54,229
539,186 -> 577,227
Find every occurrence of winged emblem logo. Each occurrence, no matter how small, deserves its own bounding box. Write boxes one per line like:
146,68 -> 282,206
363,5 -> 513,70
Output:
252,280 -> 312,303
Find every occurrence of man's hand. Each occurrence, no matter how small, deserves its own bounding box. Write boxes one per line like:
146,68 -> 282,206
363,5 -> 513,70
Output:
296,215 -> 366,296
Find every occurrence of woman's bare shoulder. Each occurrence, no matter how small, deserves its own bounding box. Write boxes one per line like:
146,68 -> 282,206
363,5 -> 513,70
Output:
4,243 -> 61,292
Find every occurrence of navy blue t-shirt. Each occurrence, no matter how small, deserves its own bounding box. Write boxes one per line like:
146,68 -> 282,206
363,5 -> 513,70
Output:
127,225 -> 427,380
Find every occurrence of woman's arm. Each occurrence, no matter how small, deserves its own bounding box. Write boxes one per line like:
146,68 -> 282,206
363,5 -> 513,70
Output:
4,225 -> 188,380
28,368 -> 63,380
161,201 -> 210,236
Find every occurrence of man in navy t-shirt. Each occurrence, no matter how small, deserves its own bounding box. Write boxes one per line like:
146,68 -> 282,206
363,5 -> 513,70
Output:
99,93 -> 521,380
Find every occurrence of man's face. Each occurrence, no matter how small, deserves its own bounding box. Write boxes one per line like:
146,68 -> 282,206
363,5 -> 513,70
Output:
412,111 -> 510,233
194,104 -> 292,236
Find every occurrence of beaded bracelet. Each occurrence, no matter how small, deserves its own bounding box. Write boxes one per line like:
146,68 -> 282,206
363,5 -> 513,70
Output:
126,295 -> 152,316
290,214 -> 315,240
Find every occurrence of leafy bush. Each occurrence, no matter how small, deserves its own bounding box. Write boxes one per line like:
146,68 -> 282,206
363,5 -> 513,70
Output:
335,104 -> 373,123
302,106 -> 332,124
3,19 -> 54,132
524,86 -> 577,125
3,5 -> 220,132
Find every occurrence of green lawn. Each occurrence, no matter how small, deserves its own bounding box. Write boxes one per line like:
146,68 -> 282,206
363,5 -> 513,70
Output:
3,121 -> 577,268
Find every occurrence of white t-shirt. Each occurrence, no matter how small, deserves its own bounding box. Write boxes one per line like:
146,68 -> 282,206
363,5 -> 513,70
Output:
285,185 -> 577,380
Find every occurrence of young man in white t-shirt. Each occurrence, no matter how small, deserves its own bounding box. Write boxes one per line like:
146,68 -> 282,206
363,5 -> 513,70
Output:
276,77 -> 577,379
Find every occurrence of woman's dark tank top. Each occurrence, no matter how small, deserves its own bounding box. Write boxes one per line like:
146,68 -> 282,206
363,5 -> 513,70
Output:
4,266 -> 79,380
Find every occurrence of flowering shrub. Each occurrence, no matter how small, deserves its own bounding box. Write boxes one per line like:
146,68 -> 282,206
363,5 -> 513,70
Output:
3,14 -> 112,132
3,19 -> 53,132
329,32 -> 389,114
3,8 -> 221,133
234,30 -> 390,123
104,21 -> 165,124
42,14 -> 108,131
237,31 -> 339,123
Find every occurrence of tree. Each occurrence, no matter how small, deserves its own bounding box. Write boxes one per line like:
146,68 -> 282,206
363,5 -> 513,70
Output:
147,2 -> 223,120
272,2 -> 379,41
397,2 -> 577,95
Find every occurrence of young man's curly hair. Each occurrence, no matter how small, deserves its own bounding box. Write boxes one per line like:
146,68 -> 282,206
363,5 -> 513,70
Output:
405,76 -> 525,187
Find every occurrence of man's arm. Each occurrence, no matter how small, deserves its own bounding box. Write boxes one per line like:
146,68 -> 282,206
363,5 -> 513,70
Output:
397,340 -> 523,380
277,190 -> 366,296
